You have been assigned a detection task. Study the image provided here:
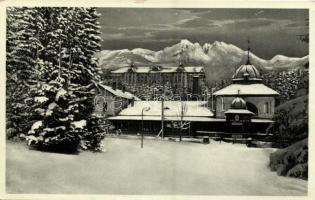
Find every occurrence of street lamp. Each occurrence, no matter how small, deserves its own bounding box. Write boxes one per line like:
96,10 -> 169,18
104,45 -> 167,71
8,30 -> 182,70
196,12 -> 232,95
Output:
161,106 -> 170,139
153,87 -> 158,100
211,88 -> 216,111
141,106 -> 150,148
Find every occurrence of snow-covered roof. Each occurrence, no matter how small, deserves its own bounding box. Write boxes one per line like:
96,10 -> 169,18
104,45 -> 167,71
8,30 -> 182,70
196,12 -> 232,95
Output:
135,67 -> 151,73
111,66 -> 204,74
117,101 -> 213,117
108,115 -> 274,123
111,67 -> 130,73
99,84 -> 140,100
213,84 -> 279,96
251,119 -> 274,123
108,115 -> 222,122
224,109 -> 254,115
184,66 -> 204,73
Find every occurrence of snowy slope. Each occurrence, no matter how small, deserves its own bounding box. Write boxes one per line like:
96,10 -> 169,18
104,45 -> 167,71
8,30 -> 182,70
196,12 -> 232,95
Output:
95,39 -> 308,81
7,138 -> 307,195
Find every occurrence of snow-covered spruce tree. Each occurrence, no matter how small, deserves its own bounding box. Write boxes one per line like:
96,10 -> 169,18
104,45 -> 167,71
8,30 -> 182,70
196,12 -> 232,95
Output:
6,7 -> 45,139
25,7 -> 105,152
71,7 -> 105,150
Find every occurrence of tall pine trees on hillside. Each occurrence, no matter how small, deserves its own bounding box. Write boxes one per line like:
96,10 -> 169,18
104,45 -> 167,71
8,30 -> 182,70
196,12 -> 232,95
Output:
6,7 -> 104,152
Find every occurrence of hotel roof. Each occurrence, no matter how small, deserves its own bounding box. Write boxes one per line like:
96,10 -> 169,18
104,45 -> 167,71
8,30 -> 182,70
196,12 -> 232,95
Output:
111,66 -> 204,74
213,83 -> 279,96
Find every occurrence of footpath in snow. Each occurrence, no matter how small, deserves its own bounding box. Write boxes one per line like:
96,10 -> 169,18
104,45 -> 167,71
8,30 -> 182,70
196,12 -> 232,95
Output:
6,138 -> 307,195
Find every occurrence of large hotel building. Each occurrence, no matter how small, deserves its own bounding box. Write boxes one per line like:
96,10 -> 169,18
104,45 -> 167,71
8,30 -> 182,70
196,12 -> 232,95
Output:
109,63 -> 205,94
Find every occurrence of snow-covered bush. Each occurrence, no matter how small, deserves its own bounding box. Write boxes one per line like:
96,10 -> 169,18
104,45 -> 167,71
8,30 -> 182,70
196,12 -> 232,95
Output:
267,95 -> 308,142
270,138 -> 308,180
26,82 -> 81,152
79,115 -> 107,152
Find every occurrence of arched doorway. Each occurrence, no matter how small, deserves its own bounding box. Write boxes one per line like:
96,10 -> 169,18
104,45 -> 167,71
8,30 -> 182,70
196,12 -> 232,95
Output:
246,102 -> 258,115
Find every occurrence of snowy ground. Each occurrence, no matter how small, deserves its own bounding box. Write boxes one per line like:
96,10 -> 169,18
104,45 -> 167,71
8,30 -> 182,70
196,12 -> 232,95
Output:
6,137 -> 307,195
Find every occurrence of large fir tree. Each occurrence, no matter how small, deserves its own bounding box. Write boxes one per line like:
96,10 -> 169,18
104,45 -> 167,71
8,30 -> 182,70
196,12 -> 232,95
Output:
7,7 -> 105,152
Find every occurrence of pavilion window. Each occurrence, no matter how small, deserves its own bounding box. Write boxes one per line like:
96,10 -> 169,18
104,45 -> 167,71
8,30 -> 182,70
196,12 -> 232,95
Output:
104,102 -> 107,111
221,97 -> 225,111
264,102 -> 269,113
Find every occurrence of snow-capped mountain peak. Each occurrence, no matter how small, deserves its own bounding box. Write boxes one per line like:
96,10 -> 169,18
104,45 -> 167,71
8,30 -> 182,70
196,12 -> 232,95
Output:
131,48 -> 155,55
212,40 -> 224,46
180,39 -> 194,46
270,55 -> 304,62
95,39 -> 308,82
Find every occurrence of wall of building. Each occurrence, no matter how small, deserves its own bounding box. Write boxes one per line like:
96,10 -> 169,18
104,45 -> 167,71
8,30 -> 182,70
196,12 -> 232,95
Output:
215,95 -> 276,119
94,90 -> 130,117
109,71 -> 205,91
110,119 -> 271,135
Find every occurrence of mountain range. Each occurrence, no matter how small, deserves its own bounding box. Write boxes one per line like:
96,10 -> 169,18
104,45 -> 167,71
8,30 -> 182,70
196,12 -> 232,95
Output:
95,39 -> 309,82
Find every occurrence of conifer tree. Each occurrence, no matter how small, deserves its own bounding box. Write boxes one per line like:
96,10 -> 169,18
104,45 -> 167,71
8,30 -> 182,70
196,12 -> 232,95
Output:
7,7 -> 105,152
6,7 -> 45,138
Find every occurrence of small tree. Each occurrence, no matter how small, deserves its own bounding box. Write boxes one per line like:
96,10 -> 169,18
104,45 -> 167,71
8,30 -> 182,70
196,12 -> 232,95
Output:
172,101 -> 191,141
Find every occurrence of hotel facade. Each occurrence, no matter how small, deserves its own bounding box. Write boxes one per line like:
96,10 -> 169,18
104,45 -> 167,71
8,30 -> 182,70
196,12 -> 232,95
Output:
109,63 -> 205,95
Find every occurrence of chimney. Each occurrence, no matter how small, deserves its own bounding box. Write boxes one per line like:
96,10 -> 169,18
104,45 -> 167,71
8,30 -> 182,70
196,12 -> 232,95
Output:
131,97 -> 135,107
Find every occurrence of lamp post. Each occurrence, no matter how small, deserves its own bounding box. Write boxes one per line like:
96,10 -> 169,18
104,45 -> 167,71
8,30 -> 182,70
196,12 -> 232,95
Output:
211,88 -> 215,111
161,74 -> 165,138
153,87 -> 158,100
141,106 -> 150,148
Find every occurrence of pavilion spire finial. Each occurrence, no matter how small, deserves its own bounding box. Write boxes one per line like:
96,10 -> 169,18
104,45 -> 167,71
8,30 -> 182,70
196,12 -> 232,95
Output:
246,38 -> 251,65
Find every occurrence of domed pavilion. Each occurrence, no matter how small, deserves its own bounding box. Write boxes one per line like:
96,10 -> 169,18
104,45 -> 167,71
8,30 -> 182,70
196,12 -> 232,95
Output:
213,51 -> 279,121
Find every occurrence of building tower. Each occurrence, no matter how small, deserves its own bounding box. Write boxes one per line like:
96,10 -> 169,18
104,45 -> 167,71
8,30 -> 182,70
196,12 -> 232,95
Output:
213,39 -> 279,134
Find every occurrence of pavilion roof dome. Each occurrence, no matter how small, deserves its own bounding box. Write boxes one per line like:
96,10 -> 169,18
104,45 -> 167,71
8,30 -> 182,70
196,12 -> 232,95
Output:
232,64 -> 262,82
230,97 -> 247,109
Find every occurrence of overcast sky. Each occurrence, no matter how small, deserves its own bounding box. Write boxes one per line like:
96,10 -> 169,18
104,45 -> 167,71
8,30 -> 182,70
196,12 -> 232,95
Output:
97,8 -> 308,59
